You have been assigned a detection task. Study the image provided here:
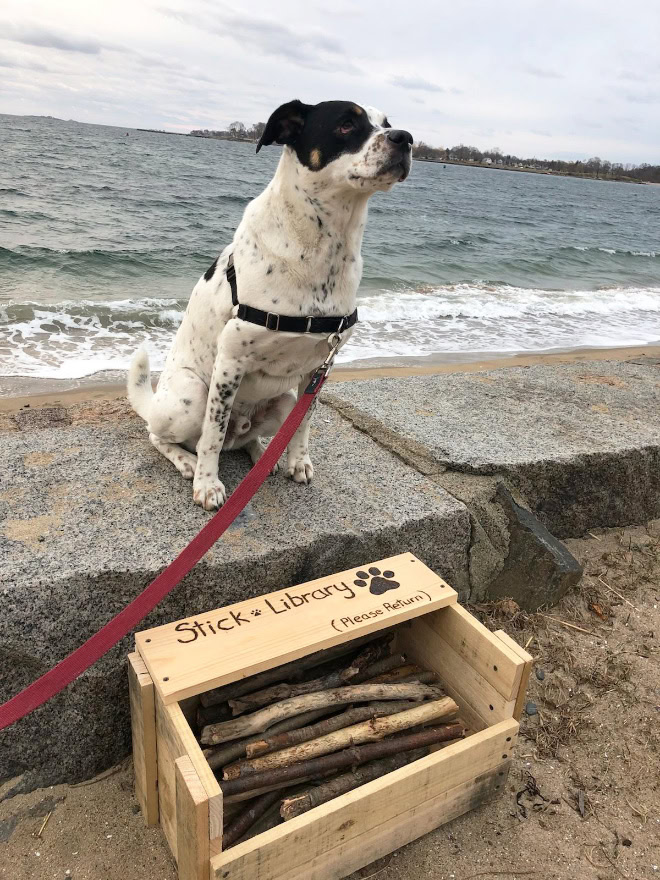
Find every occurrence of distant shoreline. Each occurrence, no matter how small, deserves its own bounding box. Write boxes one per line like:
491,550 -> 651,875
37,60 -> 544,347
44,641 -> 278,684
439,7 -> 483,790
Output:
415,156 -> 647,184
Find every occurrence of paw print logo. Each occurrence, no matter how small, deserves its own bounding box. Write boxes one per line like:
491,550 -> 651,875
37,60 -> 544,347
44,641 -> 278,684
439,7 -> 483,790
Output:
353,567 -> 400,596
251,608 -> 262,617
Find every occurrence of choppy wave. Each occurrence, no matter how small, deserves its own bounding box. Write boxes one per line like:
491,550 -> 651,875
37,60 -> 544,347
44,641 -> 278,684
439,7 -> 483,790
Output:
2,285 -> 659,378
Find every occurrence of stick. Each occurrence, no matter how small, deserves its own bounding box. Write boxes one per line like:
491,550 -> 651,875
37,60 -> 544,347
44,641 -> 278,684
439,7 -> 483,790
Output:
203,708 -> 334,770
199,633 -> 391,707
597,576 -> 637,609
228,648 -> 404,716
362,664 -> 421,683
222,789 -> 284,848
235,800 -> 282,844
201,683 -> 446,745
220,723 -> 465,796
246,701 -> 420,759
280,749 -> 427,819
222,698 -> 458,779
197,701 -> 232,730
536,613 -> 593,635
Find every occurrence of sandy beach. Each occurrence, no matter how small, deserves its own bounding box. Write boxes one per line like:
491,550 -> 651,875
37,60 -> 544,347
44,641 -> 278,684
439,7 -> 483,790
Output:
2,343 -> 659,413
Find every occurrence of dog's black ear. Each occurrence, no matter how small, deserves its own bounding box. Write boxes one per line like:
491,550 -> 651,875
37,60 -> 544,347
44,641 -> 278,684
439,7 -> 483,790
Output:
256,100 -> 314,153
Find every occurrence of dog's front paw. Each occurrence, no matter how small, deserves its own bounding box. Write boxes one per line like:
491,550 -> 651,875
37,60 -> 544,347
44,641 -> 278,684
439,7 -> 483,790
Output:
287,454 -> 314,485
193,477 -> 227,511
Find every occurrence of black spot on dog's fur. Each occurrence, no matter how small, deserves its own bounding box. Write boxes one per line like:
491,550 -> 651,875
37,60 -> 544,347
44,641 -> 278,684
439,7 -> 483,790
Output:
257,100 -> 375,172
204,258 -> 218,282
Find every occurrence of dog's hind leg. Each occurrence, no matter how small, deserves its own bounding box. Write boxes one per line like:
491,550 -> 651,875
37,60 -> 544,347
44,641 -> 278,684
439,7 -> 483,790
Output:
142,367 -> 207,480
149,434 -> 197,480
235,391 -> 296,474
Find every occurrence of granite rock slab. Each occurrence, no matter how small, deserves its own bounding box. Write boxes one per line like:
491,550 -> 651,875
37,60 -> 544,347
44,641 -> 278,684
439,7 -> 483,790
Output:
325,360 -> 660,536
0,404 -> 469,788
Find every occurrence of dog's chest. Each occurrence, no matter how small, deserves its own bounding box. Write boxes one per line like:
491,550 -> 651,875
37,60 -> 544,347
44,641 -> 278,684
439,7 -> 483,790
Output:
237,332 -> 346,402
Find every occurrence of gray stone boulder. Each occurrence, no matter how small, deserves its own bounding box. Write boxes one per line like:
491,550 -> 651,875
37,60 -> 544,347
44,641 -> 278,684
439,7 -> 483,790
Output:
0,404 -> 469,789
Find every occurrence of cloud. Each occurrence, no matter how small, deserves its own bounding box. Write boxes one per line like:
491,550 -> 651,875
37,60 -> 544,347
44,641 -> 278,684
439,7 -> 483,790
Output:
0,51 -> 49,71
159,5 -> 358,73
2,22 -> 104,54
523,64 -> 564,80
390,75 -> 446,93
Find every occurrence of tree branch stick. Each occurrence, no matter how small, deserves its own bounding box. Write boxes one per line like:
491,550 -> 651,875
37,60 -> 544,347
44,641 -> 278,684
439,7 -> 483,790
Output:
220,722 -> 465,797
280,749 -> 428,820
222,698 -> 458,779
201,683 -> 446,745
199,633 -> 392,707
229,653 -> 406,716
245,701 -> 420,759
222,789 -> 284,848
203,708 -> 334,770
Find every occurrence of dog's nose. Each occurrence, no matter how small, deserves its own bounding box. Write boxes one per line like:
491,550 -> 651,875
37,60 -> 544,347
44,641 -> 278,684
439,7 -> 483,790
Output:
386,129 -> 413,148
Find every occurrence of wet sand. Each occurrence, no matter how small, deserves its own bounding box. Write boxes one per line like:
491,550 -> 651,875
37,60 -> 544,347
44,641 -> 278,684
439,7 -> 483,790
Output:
1,343 -> 659,413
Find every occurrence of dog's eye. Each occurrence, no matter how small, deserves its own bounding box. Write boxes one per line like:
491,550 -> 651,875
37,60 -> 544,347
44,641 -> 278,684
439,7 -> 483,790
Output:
339,121 -> 354,134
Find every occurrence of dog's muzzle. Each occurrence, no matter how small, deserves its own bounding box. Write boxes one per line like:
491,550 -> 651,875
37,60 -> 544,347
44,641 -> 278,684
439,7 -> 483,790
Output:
378,129 -> 413,182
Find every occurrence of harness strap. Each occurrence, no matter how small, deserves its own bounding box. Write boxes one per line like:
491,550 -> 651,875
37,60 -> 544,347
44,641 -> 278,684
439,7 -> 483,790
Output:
226,253 -> 358,335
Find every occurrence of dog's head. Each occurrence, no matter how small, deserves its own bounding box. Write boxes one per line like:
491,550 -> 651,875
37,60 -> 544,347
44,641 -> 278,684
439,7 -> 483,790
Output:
256,100 -> 413,193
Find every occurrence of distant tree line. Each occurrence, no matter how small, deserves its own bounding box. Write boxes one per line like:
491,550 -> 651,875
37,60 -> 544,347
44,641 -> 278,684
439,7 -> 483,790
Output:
189,121 -> 266,141
413,141 -> 660,184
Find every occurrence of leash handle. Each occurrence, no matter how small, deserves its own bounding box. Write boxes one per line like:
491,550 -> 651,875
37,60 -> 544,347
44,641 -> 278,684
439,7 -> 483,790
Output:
0,367 -> 328,731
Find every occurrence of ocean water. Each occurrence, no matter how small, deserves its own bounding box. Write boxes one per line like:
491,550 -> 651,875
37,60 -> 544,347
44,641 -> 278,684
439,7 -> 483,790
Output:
2,113 -> 660,380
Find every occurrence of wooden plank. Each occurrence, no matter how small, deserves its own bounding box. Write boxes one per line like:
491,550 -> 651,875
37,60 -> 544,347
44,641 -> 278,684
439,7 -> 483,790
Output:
211,719 -> 517,880
155,691 -> 223,862
427,604 -> 525,701
220,761 -> 511,880
494,630 -> 534,721
176,756 -> 209,880
398,617 -> 516,727
128,652 -> 159,826
136,553 -> 457,704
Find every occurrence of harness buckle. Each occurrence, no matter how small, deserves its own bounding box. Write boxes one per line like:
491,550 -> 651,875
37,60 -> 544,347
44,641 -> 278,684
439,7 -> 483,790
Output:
265,312 -> 280,331
305,316 -> 313,332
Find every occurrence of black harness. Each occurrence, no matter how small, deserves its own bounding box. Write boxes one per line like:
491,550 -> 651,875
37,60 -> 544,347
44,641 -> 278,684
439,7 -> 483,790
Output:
226,254 -> 358,335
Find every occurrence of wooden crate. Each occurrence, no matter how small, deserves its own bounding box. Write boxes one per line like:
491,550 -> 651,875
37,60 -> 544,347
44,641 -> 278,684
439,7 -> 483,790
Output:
129,552 -> 532,880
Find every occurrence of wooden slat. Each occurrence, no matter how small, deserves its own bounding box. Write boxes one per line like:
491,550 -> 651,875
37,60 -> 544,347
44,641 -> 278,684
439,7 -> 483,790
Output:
136,553 -> 457,704
211,719 -> 517,880
494,630 -> 534,721
176,757 -> 209,880
426,604 -> 525,700
155,691 -> 223,862
128,652 -> 159,826
398,617 -> 516,728
229,761 -> 511,880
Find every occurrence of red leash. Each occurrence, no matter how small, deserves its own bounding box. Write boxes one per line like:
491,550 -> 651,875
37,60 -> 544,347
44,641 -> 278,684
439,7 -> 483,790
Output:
0,365 -> 331,731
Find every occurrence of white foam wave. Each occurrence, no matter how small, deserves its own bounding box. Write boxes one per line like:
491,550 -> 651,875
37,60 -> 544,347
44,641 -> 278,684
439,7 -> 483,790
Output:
2,286 -> 660,378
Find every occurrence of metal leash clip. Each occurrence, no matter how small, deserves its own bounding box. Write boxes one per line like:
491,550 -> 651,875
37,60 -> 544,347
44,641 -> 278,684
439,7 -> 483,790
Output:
305,332 -> 344,394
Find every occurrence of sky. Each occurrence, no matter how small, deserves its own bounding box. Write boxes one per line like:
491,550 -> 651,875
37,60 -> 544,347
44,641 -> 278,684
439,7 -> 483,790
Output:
1,0 -> 659,164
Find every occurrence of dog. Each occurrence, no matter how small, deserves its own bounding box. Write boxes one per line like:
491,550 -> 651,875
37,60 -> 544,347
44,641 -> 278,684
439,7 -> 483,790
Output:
127,99 -> 412,510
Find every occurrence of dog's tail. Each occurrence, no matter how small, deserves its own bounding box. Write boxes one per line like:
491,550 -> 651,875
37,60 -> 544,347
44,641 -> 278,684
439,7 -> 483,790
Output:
127,348 -> 154,422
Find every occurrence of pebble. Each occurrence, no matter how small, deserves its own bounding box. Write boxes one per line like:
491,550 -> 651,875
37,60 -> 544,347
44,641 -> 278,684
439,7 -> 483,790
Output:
536,667 -> 545,681
525,701 -> 538,716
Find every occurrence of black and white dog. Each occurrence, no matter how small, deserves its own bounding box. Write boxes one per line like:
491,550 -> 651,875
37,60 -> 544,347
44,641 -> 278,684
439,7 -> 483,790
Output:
127,100 -> 412,510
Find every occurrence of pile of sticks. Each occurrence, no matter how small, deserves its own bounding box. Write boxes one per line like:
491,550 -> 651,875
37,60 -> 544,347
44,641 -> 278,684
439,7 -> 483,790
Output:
194,632 -> 465,849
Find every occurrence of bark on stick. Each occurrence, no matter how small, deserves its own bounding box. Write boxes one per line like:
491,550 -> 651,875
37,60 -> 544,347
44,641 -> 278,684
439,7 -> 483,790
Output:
201,683 -> 446,745
220,723 -> 465,797
229,652 -> 406,716
223,697 -> 458,779
245,701 -> 419,759
280,749 -> 428,820
203,708 -> 333,770
199,632 -> 391,707
222,790 -> 284,848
